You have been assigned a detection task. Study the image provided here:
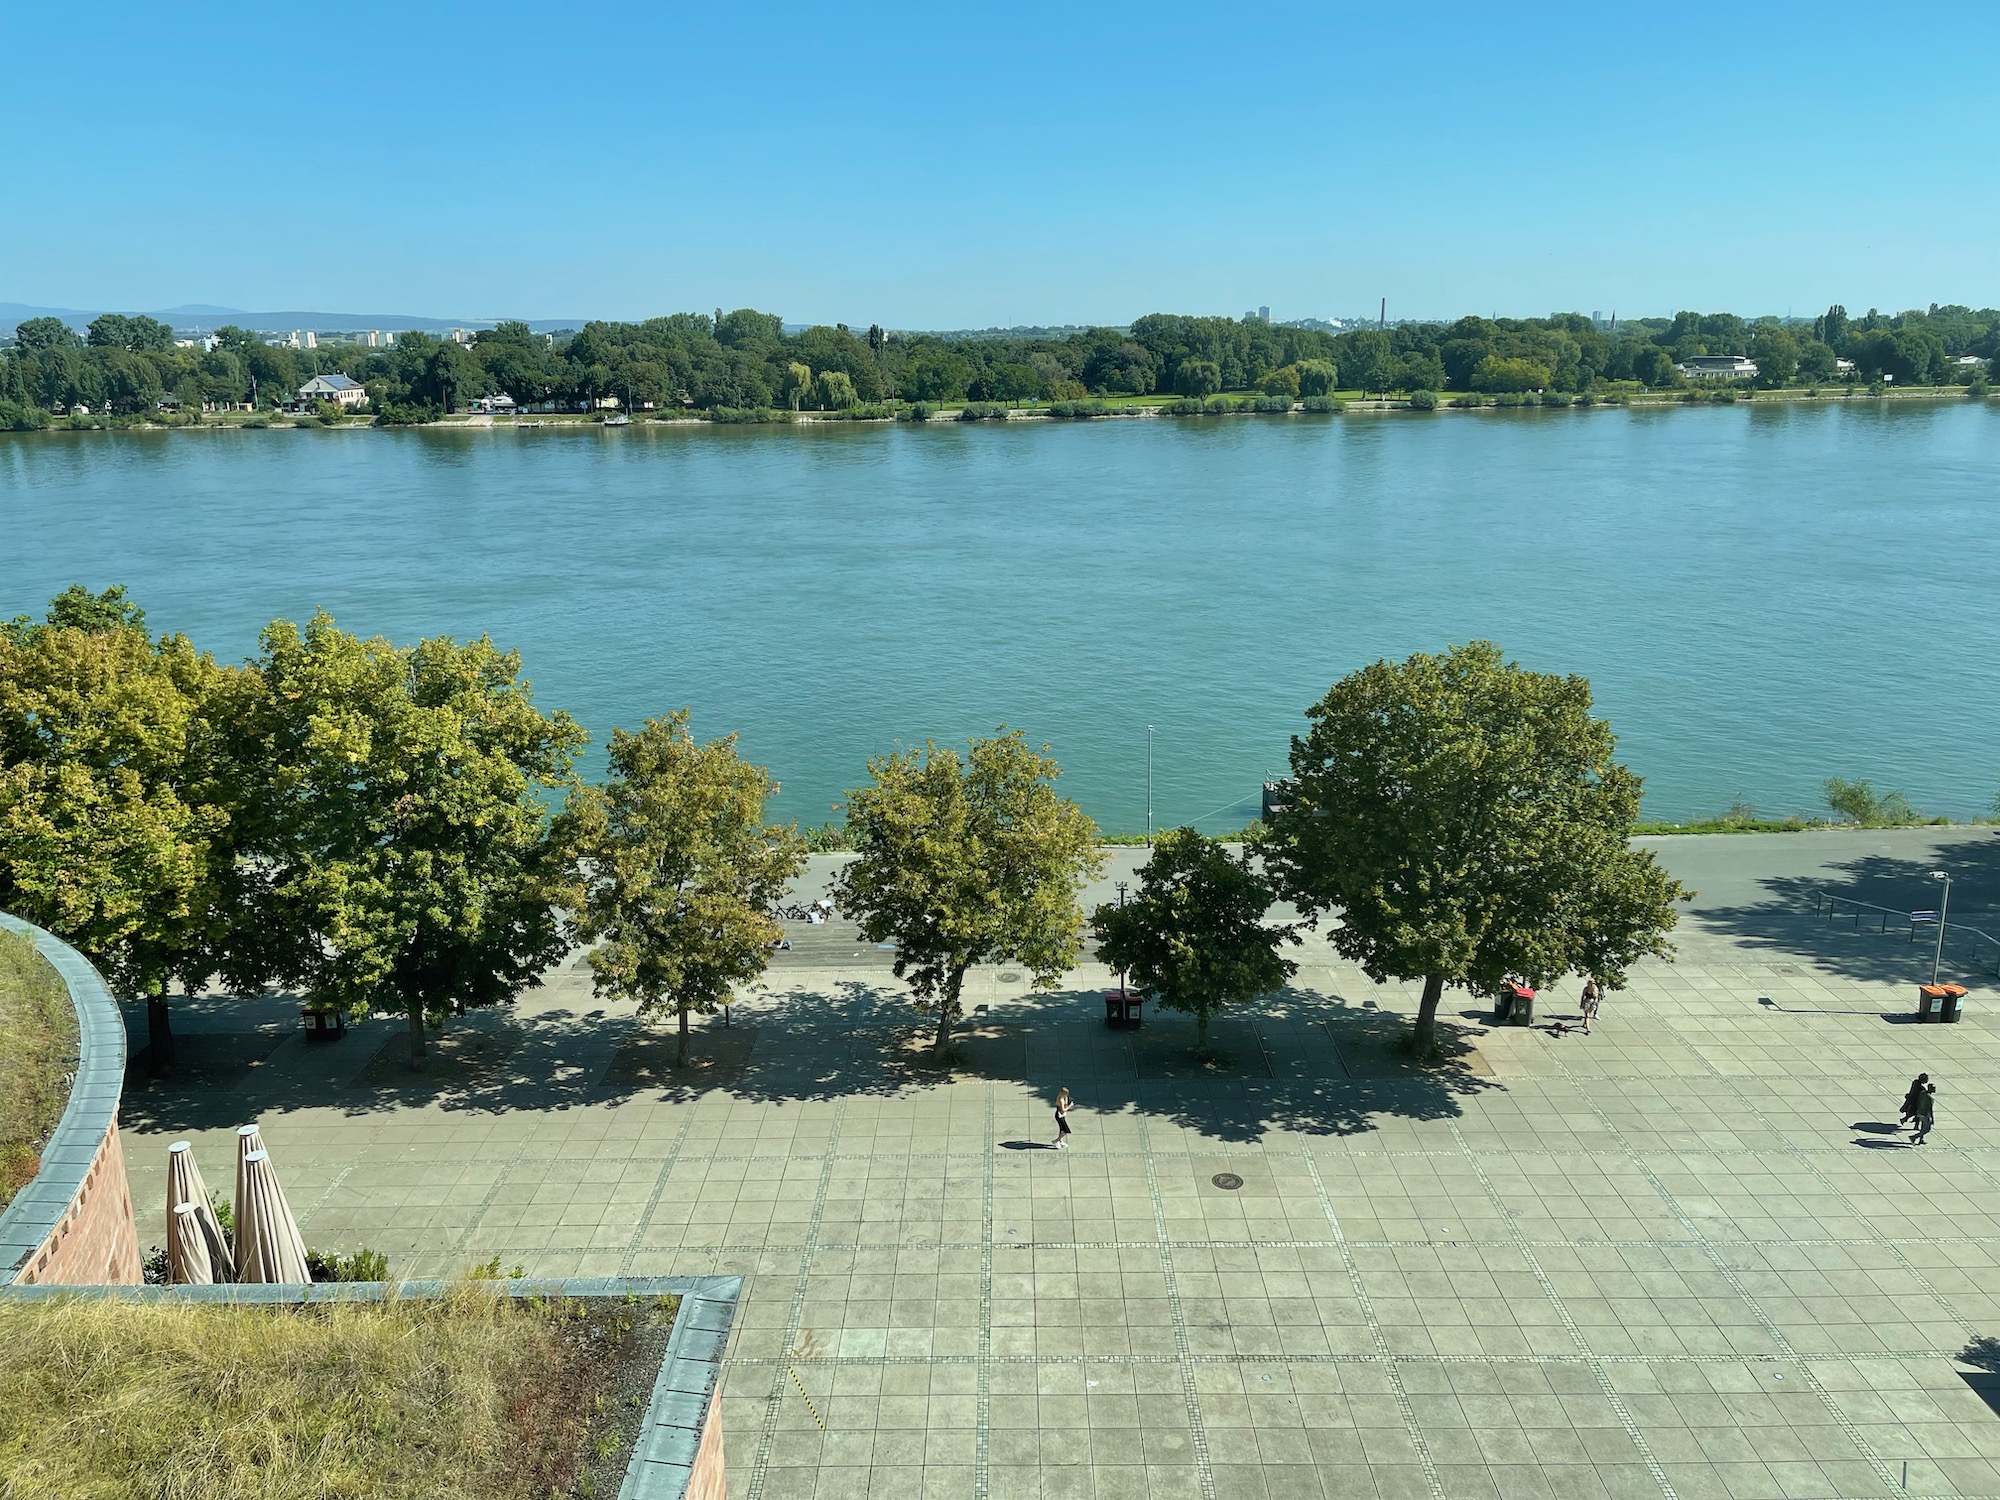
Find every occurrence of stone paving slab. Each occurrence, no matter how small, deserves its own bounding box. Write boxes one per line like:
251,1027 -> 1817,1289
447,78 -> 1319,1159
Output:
116,831 -> 2000,1499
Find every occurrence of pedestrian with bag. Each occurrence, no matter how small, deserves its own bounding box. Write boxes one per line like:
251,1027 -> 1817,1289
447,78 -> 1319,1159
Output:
1052,1087 -> 1074,1150
1912,1079 -> 1936,1144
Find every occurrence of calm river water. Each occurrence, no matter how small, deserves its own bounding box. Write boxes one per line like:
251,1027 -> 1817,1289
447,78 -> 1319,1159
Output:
1,401 -> 1995,831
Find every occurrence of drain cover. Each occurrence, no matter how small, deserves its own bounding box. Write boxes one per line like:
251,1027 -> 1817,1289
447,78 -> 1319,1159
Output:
1212,1173 -> 1244,1190
999,972 -> 1023,983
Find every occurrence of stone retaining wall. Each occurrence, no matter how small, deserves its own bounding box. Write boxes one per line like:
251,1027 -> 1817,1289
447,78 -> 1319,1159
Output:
0,915 -> 141,1286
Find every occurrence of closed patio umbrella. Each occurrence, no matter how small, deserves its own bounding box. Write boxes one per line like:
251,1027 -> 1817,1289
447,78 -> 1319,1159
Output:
234,1123 -> 307,1276
168,1201 -> 215,1285
166,1141 -> 234,1282
235,1149 -> 312,1284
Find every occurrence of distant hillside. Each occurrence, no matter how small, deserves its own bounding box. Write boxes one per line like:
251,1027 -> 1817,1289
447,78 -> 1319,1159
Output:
0,302 -> 583,335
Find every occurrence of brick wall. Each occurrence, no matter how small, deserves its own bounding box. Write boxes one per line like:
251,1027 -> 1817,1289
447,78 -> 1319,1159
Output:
684,1389 -> 727,1500
15,1121 -> 141,1286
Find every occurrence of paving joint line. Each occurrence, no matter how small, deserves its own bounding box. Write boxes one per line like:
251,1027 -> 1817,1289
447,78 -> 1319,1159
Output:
1140,1113 -> 1216,1500
616,1109 -> 702,1276
974,1088 -> 994,1500
1302,1148 -> 1446,1500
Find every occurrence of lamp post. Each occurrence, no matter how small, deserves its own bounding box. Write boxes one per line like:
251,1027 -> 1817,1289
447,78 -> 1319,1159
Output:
1930,870 -> 1951,985
1145,726 -> 1153,847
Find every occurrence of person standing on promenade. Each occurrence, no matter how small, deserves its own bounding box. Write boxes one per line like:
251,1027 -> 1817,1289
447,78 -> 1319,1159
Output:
1900,1074 -> 1929,1127
1911,1079 -> 1936,1144
1579,979 -> 1601,1034
1052,1087 -> 1074,1149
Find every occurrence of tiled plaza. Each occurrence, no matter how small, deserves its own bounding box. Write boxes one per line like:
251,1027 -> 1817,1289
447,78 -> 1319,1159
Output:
119,830 -> 2000,1499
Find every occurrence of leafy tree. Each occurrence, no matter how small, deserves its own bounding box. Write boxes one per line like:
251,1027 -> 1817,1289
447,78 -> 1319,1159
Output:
1343,331 -> 1391,395
1295,359 -> 1338,397
1091,827 -> 1298,1051
86,314 -> 174,354
1823,777 -> 1916,826
0,587 -> 264,1073
1630,346 -> 1677,387
812,369 -> 858,410
1795,340 -> 1837,384
13,317 -> 78,355
1260,642 -> 1688,1052
1471,356 -> 1551,393
246,614 -> 585,1069
559,712 -> 805,1066
1174,359 -> 1223,398
1257,365 -> 1301,398
781,361 -> 812,410
833,730 -> 1103,1055
1749,326 -> 1799,387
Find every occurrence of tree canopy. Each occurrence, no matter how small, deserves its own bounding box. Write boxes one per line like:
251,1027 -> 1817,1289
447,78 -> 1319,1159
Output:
558,712 -> 805,1065
1260,642 -> 1689,1051
1092,828 -> 1298,1050
833,730 -> 1103,1054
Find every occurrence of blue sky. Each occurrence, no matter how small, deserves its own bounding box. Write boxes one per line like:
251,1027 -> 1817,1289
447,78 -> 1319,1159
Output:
4,3 -> 1995,327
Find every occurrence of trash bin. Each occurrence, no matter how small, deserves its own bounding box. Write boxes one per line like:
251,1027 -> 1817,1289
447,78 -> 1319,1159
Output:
1493,984 -> 1535,1026
1491,989 -> 1513,1024
1918,983 -> 1967,1023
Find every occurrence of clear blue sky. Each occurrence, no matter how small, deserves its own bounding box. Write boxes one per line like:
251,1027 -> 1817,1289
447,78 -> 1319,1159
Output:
4,3 -> 1994,328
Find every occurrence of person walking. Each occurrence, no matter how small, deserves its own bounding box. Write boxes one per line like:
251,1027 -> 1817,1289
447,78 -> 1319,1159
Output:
1579,979 -> 1602,1034
1900,1074 -> 1929,1127
1051,1087 -> 1074,1150
1911,1080 -> 1936,1144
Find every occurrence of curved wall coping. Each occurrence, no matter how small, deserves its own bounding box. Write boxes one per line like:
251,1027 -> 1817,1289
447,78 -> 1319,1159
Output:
0,913 -> 128,1283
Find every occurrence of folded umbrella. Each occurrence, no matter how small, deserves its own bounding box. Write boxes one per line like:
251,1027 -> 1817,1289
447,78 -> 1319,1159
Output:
235,1149 -> 312,1284
234,1123 -> 308,1276
166,1141 -> 234,1282
168,1201 -> 215,1285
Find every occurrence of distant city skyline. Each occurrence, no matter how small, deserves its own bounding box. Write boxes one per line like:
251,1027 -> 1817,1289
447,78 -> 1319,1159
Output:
1,4 -> 1994,327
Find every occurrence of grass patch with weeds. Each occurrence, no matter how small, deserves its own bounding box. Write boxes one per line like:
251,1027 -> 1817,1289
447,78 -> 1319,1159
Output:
0,1286 -> 678,1500
0,926 -> 78,1209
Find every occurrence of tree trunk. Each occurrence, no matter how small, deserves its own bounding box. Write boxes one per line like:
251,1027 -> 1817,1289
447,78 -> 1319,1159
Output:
677,1007 -> 690,1068
1413,973 -> 1445,1055
406,1001 -> 428,1071
933,963 -> 969,1056
146,995 -> 176,1078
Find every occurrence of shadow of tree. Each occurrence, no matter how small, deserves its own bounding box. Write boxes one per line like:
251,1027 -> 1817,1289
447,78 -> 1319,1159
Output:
1688,831 -> 2000,988
119,972 -> 1499,1146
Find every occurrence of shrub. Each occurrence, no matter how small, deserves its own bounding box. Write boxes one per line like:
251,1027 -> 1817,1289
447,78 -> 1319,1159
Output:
1162,397 -> 1207,415
1202,396 -> 1237,414
899,402 -> 939,421
1048,379 -> 1087,401
707,406 -> 789,423
241,415 -> 273,429
0,400 -> 50,431
818,403 -> 895,421
1573,392 -> 1597,407
1256,365 -> 1301,398
375,401 -> 439,425
1448,394 -> 1486,409
306,1246 -> 391,1282
1823,777 -> 1918,826
1249,395 -> 1294,414
1047,399 -> 1110,418
1492,392 -> 1530,408
1539,392 -> 1572,408
1407,390 -> 1438,411
957,401 -> 1009,421
1300,395 -> 1344,414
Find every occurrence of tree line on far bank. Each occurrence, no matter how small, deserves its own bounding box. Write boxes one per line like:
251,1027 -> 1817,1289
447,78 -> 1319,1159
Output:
1,300 -> 1994,428
0,588 -> 1686,1069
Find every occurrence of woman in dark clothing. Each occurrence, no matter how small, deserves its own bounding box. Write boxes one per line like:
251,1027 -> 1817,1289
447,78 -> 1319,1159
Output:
1900,1074 -> 1929,1126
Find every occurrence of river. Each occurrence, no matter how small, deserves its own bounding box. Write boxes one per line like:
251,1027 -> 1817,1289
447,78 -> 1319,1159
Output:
2,400 -> 1994,831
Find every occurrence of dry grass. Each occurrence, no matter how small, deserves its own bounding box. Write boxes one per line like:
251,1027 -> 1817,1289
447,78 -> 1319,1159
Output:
0,1287 -> 669,1499
0,926 -> 78,1208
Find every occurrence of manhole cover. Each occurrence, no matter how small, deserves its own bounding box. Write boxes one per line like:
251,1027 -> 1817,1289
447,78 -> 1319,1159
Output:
1212,1173 -> 1244,1190
999,972 -> 1023,983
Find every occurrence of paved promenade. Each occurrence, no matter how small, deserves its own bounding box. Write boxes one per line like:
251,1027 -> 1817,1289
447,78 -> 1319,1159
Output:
118,828 -> 2000,1500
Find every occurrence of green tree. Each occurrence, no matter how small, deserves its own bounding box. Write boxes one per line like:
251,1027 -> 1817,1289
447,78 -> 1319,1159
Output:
1174,359 -> 1223,397
1260,642 -> 1688,1053
558,712 -> 805,1066
1823,777 -> 1916,826
781,361 -> 813,410
1750,326 -> 1799,387
1257,365 -> 1302,398
1795,341 -> 1837,384
812,369 -> 858,410
1343,331 -> 1391,395
246,614 -> 585,1069
1295,359 -> 1338,397
1470,355 -> 1552,393
13,317 -> 78,356
0,587 -> 263,1073
1630,346 -> 1677,387
833,730 -> 1103,1055
1091,827 -> 1298,1051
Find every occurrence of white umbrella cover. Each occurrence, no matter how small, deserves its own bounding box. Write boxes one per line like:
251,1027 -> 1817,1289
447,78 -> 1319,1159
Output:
168,1201 -> 215,1285
234,1124 -> 307,1275
235,1149 -> 313,1285
165,1141 -> 234,1282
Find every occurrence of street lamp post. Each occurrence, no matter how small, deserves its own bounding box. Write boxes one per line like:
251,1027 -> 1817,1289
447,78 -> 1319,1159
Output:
1930,870 -> 1951,985
1145,726 -> 1153,847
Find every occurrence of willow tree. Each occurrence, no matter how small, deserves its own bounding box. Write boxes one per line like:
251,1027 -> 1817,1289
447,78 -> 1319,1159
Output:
559,712 -> 805,1066
246,613 -> 583,1069
1260,642 -> 1687,1052
834,730 -> 1102,1055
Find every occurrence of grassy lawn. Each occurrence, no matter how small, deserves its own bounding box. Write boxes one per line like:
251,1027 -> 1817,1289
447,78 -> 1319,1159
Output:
0,926 -> 77,1210
0,1288 -> 678,1500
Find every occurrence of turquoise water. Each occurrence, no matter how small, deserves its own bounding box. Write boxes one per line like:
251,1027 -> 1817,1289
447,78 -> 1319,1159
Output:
2,402 -> 1995,831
